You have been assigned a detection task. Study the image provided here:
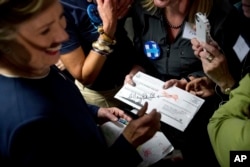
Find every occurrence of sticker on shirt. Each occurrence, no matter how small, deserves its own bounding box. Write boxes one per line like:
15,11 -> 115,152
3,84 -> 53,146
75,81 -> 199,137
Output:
182,22 -> 196,40
144,41 -> 161,59
233,35 -> 250,62
87,4 -> 102,25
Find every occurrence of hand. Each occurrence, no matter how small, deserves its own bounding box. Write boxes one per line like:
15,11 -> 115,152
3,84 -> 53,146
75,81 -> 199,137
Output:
96,0 -> 118,38
124,65 -> 145,86
124,74 -> 136,86
122,102 -> 161,148
163,79 -> 187,90
191,38 -> 220,58
117,0 -> 133,19
97,107 -> 132,125
197,42 -> 235,90
191,38 -> 204,58
186,76 -> 215,98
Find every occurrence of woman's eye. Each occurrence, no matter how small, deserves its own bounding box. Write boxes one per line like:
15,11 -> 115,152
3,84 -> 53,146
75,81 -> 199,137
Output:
40,28 -> 50,35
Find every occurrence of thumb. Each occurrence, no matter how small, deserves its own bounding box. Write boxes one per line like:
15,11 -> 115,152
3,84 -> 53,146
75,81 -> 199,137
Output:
137,102 -> 148,117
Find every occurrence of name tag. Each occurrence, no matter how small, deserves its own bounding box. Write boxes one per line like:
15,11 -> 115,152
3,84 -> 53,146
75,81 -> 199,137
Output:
233,35 -> 250,62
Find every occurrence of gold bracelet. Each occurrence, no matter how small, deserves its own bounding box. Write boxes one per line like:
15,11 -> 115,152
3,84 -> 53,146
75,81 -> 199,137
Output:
97,26 -> 116,45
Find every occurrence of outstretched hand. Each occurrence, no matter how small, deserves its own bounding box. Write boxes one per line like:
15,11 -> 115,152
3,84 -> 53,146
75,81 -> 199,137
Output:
186,76 -> 215,98
123,102 -> 161,148
191,38 -> 235,90
97,107 -> 132,125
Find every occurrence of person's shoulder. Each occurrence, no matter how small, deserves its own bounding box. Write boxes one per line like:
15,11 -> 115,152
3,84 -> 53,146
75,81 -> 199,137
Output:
60,0 -> 88,9
239,73 -> 250,86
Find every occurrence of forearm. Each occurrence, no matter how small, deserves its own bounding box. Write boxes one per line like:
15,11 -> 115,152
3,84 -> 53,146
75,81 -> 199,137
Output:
80,50 -> 107,85
60,47 -> 107,85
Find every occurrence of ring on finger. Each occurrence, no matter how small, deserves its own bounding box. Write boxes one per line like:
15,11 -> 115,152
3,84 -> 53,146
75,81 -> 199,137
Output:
206,54 -> 214,63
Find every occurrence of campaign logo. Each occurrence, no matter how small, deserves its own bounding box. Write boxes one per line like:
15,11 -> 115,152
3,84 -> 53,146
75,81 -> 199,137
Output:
144,41 -> 161,60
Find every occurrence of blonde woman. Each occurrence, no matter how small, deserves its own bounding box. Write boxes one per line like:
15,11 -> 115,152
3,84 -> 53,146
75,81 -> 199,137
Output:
0,0 -> 161,166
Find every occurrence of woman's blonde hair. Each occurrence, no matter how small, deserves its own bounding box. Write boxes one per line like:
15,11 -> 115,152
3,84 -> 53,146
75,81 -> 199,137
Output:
141,0 -> 213,23
0,0 -> 55,41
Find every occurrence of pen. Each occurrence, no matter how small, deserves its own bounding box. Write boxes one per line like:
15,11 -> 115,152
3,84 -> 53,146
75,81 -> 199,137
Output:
118,118 -> 128,125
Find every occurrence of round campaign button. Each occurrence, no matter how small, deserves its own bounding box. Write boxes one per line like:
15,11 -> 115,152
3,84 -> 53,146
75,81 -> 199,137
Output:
87,4 -> 102,25
144,41 -> 161,59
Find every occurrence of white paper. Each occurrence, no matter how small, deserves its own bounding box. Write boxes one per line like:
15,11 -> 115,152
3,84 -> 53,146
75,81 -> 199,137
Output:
115,72 -> 205,131
100,121 -> 174,167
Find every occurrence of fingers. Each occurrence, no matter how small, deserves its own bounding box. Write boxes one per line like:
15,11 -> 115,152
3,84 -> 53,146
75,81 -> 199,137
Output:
109,107 -> 132,122
163,79 -> 176,89
185,77 -> 215,98
191,38 -> 203,58
193,90 -> 204,96
191,38 -> 199,45
163,79 -> 186,90
117,0 -> 133,19
104,108 -> 120,121
185,77 -> 202,92
205,53 -> 214,63
124,74 -> 136,86
137,104 -> 161,129
96,0 -> 118,35
121,99 -> 161,147
137,102 -> 148,117
98,107 -> 131,123
136,101 -> 161,123
116,109 -> 132,122
147,109 -> 161,129
200,42 -> 221,59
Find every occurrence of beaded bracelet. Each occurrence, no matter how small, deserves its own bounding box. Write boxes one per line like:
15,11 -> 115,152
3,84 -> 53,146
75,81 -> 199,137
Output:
97,37 -> 113,46
92,40 -> 113,56
92,47 -> 109,56
97,26 -> 116,45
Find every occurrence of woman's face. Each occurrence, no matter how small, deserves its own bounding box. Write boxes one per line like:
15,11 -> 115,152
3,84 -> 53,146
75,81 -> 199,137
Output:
242,0 -> 250,18
9,0 -> 68,73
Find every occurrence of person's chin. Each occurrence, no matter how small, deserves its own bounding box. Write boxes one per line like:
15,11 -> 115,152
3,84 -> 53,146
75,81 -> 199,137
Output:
153,0 -> 170,8
243,10 -> 250,18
